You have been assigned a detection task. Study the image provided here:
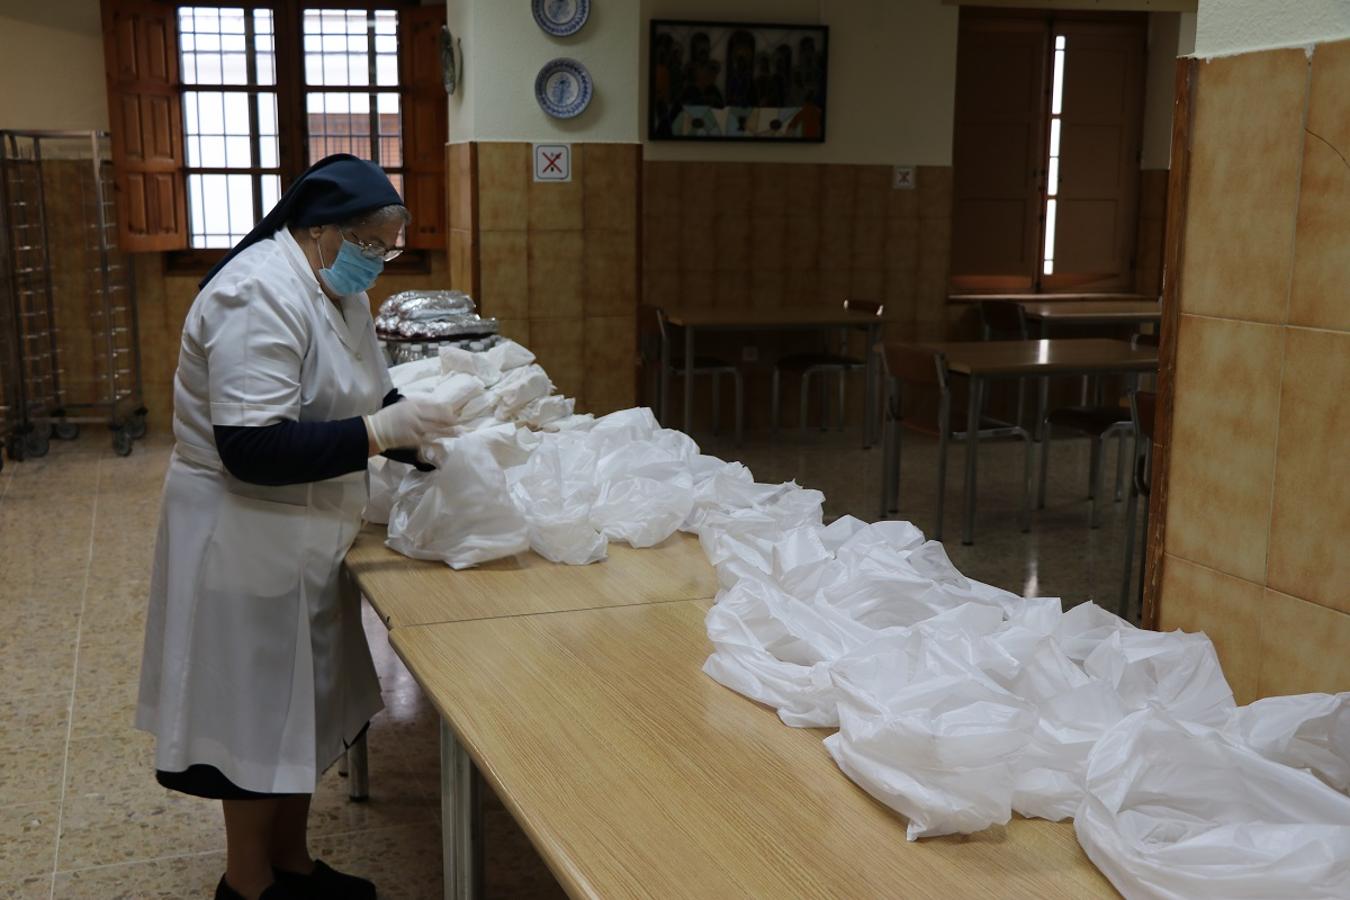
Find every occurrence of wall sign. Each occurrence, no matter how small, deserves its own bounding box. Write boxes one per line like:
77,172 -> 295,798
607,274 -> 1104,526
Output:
533,143 -> 572,182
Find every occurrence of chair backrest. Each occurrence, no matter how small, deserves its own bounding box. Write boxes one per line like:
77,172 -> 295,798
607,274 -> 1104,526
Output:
844,298 -> 884,317
882,344 -> 948,392
978,300 -> 1028,340
1131,390 -> 1157,441
1132,331 -> 1160,349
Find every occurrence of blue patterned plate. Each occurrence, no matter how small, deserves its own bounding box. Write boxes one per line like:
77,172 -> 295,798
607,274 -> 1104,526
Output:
532,0 -> 589,37
534,58 -> 593,119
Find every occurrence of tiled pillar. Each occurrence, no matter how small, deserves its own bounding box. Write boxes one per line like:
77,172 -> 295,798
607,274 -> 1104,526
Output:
448,140 -> 641,415
1154,40 -> 1350,702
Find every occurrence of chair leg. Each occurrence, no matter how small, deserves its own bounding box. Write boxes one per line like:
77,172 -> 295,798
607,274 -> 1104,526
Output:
819,371 -> 829,432
1114,430 -> 1127,502
733,371 -> 744,447
1037,421 -> 1051,510
1120,481 -> 1139,617
799,372 -> 811,436
935,424 -> 949,543
1020,433 -> 1033,533
711,373 -> 721,436
1089,436 -> 1105,529
837,371 -> 846,431
770,369 -> 781,435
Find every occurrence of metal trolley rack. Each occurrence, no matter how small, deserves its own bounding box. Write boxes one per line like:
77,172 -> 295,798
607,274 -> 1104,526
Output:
0,130 -> 146,462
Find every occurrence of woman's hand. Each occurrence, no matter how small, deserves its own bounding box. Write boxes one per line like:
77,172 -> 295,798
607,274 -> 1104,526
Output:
363,397 -> 457,454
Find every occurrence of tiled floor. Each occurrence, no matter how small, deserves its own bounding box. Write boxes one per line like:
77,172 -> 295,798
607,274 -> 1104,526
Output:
0,421 -> 1142,898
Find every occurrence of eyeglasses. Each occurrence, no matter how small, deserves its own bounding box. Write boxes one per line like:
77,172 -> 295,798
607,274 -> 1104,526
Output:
341,228 -> 403,262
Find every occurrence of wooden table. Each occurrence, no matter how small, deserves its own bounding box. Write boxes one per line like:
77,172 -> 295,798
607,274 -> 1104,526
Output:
393,600 -> 1117,899
883,339 -> 1158,544
345,524 -> 717,628
660,306 -> 887,446
1019,300 -> 1161,335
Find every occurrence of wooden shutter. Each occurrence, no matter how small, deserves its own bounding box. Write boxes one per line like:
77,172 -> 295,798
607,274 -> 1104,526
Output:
399,5 -> 447,250
101,0 -> 187,252
1047,20 -> 1146,290
950,16 -> 1049,291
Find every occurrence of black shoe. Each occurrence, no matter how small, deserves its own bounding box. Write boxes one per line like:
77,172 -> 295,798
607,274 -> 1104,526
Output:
273,859 -> 376,900
214,875 -> 299,900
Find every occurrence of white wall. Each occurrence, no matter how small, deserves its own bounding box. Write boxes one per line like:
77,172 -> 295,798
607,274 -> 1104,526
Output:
1194,0 -> 1350,56
640,0 -> 959,165
447,0 -> 641,142
0,2 -> 108,131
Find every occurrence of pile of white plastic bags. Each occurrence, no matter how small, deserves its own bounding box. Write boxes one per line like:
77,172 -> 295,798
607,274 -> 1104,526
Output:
366,344 -> 1350,900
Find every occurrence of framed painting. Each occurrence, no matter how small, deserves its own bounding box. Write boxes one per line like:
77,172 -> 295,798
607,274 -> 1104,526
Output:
648,19 -> 829,142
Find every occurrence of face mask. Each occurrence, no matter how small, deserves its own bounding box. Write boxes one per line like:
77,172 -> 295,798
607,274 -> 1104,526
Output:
317,237 -> 384,296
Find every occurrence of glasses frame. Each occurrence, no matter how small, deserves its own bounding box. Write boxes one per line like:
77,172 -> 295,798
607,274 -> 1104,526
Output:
340,226 -> 402,262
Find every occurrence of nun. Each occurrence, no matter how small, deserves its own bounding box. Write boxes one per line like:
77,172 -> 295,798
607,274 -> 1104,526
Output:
136,155 -> 455,900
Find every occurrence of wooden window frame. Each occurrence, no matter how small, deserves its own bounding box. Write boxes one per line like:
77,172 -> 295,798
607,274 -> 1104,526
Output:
950,8 -> 1147,295
102,0 -> 439,268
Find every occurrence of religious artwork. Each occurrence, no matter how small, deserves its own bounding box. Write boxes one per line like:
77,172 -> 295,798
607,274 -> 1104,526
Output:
649,19 -> 829,142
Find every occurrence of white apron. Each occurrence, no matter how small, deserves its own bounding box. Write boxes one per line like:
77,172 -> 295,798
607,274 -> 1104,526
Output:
136,228 -> 389,794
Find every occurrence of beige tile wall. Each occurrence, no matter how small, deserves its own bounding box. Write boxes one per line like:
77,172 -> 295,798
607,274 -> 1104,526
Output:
1158,40 -> 1350,703
642,161 -> 955,430
456,141 -> 641,415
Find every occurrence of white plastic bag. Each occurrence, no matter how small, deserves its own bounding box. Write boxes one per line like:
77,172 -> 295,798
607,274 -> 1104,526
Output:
1075,708 -> 1350,900
363,455 -> 407,525
385,434 -> 529,569
589,442 -> 694,548
1083,628 -> 1235,727
824,619 -> 1038,840
1227,692 -> 1350,791
494,365 -> 553,418
484,338 -> 535,372
508,432 -> 607,565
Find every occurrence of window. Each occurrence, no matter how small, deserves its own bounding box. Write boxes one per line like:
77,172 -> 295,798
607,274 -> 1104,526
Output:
178,6 -> 281,248
100,0 -> 446,255
951,11 -> 1146,293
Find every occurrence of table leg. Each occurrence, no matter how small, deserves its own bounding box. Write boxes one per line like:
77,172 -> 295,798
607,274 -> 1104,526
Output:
863,324 -> 879,448
683,326 -> 695,436
441,719 -> 479,900
659,322 -> 671,426
962,377 -> 982,546
347,731 -> 369,802
1036,374 -> 1051,509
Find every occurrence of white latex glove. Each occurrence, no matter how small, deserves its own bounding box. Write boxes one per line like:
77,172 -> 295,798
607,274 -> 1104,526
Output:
363,397 -> 458,452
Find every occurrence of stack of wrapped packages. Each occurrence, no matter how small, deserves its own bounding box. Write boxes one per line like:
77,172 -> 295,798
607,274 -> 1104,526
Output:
368,342 -> 1350,900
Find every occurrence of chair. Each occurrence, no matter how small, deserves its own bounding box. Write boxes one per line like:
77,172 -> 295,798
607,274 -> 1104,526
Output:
1036,333 -> 1156,527
771,299 -> 883,436
1119,390 -> 1157,622
878,344 -> 1033,542
650,308 -> 744,445
976,300 -> 1031,428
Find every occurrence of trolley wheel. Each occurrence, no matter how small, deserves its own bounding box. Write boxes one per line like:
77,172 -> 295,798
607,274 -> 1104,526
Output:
112,427 -> 134,457
53,421 -> 80,441
127,413 -> 147,440
25,430 -> 50,459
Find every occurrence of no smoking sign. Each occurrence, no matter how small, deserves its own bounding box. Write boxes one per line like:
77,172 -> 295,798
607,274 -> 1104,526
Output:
533,143 -> 572,182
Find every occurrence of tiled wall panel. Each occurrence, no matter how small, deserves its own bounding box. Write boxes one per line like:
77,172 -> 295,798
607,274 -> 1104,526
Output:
641,161 -> 954,430
1159,39 -> 1350,699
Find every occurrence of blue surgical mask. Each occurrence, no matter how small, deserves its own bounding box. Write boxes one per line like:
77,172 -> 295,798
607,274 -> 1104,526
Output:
318,237 -> 384,296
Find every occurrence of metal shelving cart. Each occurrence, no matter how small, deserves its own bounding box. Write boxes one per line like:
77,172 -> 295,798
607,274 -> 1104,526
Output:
0,130 -> 146,460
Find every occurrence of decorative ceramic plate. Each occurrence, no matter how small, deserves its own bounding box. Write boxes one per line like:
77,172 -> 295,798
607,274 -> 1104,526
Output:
534,58 -> 592,119
531,0 -> 589,38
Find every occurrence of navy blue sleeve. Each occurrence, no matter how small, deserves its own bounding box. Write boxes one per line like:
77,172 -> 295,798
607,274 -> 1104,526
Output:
214,417 -> 370,486
213,391 -> 436,486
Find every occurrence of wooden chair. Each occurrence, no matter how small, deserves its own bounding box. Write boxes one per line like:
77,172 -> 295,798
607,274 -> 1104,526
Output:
1119,389 -> 1157,622
648,308 -> 744,445
771,299 -> 883,436
977,300 -> 1031,427
1037,333 -> 1156,527
879,344 -> 1033,542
